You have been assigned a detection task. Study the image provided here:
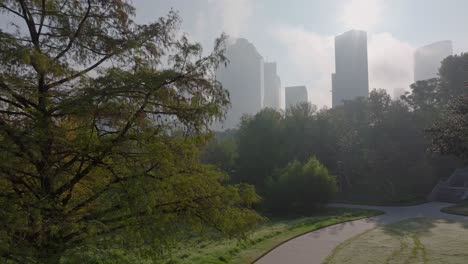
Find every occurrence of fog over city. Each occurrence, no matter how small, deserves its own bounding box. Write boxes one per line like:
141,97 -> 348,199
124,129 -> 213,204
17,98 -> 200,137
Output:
1,1 -> 468,263
132,0 -> 468,110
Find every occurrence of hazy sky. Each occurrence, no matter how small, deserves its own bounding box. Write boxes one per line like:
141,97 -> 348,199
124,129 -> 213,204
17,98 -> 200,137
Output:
2,1 -> 466,108
131,0 -> 468,108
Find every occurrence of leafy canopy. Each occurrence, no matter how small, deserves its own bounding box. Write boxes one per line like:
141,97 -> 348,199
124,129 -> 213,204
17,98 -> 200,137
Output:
265,157 -> 337,214
0,1 -> 262,263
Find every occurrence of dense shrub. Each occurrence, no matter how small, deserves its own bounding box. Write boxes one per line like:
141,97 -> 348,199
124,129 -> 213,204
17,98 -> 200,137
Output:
265,157 -> 337,214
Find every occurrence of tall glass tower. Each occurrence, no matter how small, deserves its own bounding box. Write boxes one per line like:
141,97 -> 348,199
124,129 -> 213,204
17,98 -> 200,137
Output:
332,30 -> 369,107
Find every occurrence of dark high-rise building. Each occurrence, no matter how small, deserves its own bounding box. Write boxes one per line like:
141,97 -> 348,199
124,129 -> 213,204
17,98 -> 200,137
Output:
414,40 -> 453,82
263,62 -> 281,109
332,30 -> 369,107
216,38 -> 264,129
285,86 -> 308,109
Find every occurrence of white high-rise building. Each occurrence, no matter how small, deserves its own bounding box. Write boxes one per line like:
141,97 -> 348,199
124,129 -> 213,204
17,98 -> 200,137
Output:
414,40 -> 453,82
216,38 -> 264,130
332,30 -> 369,107
263,62 -> 281,110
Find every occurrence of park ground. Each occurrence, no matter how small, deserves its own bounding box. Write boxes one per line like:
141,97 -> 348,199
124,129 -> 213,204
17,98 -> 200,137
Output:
164,208 -> 382,264
170,202 -> 468,264
324,217 -> 468,264
256,202 -> 468,264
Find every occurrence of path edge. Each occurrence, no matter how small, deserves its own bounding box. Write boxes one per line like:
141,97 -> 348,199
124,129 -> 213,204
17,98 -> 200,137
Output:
250,210 -> 385,264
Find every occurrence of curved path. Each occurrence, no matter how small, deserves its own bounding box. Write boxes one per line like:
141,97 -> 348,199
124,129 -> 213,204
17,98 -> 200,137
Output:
255,202 -> 468,264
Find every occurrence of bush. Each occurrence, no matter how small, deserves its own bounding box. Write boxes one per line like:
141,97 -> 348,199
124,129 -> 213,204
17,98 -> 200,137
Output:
265,157 -> 337,215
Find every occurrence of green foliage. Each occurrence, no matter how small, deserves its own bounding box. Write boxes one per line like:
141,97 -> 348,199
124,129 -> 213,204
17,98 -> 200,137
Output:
265,157 -> 337,214
282,103 -> 319,163
428,94 -> 468,162
426,54 -> 468,162
437,53 -> 468,105
201,131 -> 238,173
401,78 -> 439,111
402,53 -> 468,110
322,90 -> 446,201
236,108 -> 284,190
214,84 -> 463,207
0,1 -> 262,263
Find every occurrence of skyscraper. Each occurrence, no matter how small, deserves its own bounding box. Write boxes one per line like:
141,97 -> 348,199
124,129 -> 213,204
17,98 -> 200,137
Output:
332,30 -> 369,107
414,40 -> 453,82
263,62 -> 281,109
285,86 -> 308,109
215,38 -> 264,130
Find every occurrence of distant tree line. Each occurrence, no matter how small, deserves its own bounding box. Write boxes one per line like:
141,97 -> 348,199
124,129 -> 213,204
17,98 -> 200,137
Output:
202,53 -> 468,213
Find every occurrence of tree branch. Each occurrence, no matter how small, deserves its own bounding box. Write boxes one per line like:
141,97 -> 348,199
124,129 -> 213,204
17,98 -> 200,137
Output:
46,54 -> 113,89
1,169 -> 40,199
52,65 -> 205,198
53,0 -> 92,62
0,96 -> 27,110
18,0 -> 39,47
37,0 -> 46,36
0,110 -> 33,118
0,4 -> 26,18
0,119 -> 36,162
0,81 -> 39,109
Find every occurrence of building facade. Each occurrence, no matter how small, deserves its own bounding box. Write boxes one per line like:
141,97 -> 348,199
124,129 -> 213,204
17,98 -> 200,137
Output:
332,30 -> 369,107
215,38 -> 264,130
285,86 -> 308,109
263,62 -> 281,109
414,40 -> 453,82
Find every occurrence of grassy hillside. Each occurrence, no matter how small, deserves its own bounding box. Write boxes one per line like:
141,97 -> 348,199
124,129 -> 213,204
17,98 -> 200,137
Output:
166,208 -> 382,264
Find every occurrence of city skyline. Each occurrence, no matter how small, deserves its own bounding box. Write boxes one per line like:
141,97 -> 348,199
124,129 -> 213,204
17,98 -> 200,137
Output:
215,34 -> 454,130
126,0 -> 468,108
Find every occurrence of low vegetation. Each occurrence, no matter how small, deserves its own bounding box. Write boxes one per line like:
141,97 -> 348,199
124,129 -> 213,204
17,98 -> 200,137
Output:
441,202 -> 468,216
265,157 -> 337,214
324,218 -> 468,264
333,195 -> 427,207
166,208 -> 382,264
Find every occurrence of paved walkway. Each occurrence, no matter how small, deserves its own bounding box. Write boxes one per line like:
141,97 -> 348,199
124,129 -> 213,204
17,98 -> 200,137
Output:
255,202 -> 468,264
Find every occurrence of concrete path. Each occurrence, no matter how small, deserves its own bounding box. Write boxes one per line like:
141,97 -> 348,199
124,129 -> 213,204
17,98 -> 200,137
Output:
255,202 -> 468,264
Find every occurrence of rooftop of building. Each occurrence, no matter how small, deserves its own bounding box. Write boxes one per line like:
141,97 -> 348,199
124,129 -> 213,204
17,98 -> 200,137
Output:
335,29 -> 367,39
416,40 -> 453,51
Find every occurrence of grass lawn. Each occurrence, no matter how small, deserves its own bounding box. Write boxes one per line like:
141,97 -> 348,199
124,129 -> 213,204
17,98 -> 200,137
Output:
334,193 -> 427,206
324,217 -> 468,264
333,199 -> 426,207
440,202 -> 468,216
166,207 -> 382,264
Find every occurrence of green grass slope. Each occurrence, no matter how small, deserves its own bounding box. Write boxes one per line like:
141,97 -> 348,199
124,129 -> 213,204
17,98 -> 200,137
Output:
441,202 -> 468,216
324,217 -> 468,264
167,208 -> 382,264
